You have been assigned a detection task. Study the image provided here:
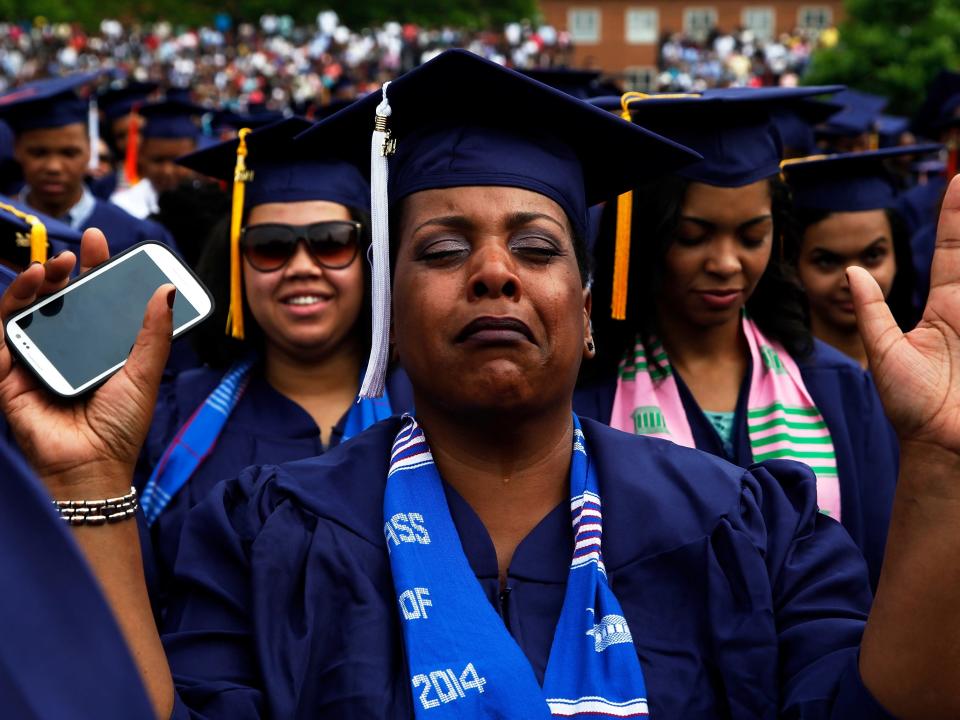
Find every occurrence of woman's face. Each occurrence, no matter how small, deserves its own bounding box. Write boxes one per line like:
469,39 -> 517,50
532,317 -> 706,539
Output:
243,200 -> 364,361
657,179 -> 774,330
797,209 -> 896,332
393,186 -> 591,416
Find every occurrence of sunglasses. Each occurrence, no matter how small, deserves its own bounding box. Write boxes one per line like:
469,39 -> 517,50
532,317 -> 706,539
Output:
240,220 -> 362,272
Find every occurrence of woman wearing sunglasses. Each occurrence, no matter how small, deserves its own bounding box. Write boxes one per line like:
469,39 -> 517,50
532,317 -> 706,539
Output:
134,118 -> 412,606
2,52 -> 960,719
578,90 -> 898,592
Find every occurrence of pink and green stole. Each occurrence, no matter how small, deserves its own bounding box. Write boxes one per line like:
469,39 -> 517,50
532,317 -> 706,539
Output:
611,317 -> 841,519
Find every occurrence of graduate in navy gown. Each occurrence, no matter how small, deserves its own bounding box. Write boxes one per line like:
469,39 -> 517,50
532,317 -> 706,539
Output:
135,117 -> 412,604
783,145 -> 939,364
578,89 -> 898,590
0,74 -> 177,255
4,50 -> 960,719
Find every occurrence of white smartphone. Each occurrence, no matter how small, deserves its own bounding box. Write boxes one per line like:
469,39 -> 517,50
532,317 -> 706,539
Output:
5,242 -> 213,397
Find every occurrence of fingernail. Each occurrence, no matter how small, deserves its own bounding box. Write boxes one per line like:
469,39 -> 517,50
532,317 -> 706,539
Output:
166,288 -> 176,309
51,251 -> 66,260
28,261 -> 41,268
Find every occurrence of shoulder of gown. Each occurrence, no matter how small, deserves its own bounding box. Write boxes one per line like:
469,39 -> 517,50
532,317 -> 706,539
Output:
165,416 -> 891,719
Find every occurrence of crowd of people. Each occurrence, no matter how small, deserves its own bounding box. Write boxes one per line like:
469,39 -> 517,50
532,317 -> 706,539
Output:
656,26 -> 834,91
1,14 -> 960,720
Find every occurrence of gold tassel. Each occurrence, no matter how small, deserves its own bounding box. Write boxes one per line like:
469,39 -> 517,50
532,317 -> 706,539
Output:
0,201 -> 47,264
226,128 -> 253,340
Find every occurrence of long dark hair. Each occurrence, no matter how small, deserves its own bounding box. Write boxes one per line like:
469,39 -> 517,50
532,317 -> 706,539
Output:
791,205 -> 919,332
583,174 -> 812,383
191,206 -> 373,369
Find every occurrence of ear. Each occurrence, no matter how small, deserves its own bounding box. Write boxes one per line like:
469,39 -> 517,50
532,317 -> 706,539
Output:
582,284 -> 595,359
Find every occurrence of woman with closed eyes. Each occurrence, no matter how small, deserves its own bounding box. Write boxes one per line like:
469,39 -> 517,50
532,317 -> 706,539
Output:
134,117 -> 411,605
579,89 -> 898,590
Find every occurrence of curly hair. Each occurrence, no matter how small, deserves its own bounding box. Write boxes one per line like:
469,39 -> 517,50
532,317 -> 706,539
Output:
191,206 -> 373,369
582,174 -> 812,383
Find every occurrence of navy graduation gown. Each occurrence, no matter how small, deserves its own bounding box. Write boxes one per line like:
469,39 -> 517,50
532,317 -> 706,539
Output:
573,340 -> 898,591
163,417 -> 891,719
0,438 -> 154,718
85,197 -> 177,254
138,363 -> 414,598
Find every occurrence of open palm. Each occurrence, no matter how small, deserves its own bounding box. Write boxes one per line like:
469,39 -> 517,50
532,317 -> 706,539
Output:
851,175 -> 960,453
0,230 -> 173,491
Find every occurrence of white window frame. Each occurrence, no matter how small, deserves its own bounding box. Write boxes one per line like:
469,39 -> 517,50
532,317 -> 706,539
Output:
742,6 -> 776,41
683,7 -> 718,41
623,65 -> 658,92
797,5 -> 833,30
625,8 -> 659,45
568,7 -> 601,44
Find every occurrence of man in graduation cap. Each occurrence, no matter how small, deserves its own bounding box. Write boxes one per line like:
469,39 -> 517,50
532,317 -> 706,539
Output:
111,99 -> 201,221
0,74 -> 176,255
97,80 -> 158,194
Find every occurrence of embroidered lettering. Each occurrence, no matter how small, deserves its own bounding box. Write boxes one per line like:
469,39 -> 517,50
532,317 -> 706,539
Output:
412,663 -> 487,709
399,587 -> 433,620
391,512 -> 417,543
407,512 -> 431,544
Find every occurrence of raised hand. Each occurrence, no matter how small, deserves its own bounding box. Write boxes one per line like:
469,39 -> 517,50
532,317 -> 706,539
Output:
0,228 -> 174,495
849,174 -> 960,455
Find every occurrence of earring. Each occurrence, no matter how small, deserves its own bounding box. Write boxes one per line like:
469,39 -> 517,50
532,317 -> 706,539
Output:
586,340 -> 595,353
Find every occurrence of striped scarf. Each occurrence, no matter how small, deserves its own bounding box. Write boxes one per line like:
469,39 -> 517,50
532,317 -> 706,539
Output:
611,316 -> 840,519
386,414 -> 649,719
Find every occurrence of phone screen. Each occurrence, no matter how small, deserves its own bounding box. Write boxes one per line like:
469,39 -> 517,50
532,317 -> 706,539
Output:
12,250 -> 200,389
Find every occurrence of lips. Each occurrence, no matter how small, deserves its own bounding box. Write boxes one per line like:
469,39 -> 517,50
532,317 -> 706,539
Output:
456,316 -> 535,345
697,288 -> 742,310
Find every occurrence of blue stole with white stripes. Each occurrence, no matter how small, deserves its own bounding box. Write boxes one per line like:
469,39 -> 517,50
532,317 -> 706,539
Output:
140,359 -> 393,525
385,414 -> 650,718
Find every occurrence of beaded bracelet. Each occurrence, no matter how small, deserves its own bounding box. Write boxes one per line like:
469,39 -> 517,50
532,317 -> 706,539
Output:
52,486 -> 139,526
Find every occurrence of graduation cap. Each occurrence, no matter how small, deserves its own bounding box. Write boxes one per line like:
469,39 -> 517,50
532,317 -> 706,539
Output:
139,99 -> 204,140
0,73 -> 100,134
519,68 -> 621,99
912,70 -> 960,139
98,81 -> 159,122
0,194 -> 82,267
177,116 -> 369,339
296,48 -> 701,397
212,108 -> 288,134
771,97 -> 843,157
816,89 -> 888,141
782,143 -> 943,212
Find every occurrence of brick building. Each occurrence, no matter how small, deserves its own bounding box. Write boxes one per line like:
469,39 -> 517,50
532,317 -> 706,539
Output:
537,1 -> 844,87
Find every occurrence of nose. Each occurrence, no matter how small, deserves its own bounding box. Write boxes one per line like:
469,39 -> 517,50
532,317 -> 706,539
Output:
703,236 -> 742,278
284,239 -> 323,276
467,243 -> 521,302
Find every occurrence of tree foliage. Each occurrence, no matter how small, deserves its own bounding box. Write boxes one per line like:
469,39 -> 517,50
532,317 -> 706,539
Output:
804,0 -> 960,115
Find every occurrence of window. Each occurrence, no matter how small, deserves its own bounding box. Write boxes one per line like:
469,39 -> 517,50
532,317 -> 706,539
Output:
568,8 -> 601,44
683,7 -> 717,41
623,66 -> 658,92
742,7 -> 775,41
798,6 -> 833,30
625,8 -> 658,45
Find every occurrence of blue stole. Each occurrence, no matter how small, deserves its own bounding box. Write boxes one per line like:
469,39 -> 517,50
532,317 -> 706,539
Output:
386,414 -> 650,718
140,359 -> 393,526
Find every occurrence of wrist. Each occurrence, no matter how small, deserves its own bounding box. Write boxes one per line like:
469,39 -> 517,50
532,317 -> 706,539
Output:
40,461 -> 134,501
897,439 -> 960,502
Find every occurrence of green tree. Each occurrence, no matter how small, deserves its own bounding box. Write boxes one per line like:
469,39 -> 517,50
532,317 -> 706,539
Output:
803,0 -> 960,115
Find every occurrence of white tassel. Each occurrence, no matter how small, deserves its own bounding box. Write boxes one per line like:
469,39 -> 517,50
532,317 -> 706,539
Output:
359,81 -> 395,399
87,97 -> 100,171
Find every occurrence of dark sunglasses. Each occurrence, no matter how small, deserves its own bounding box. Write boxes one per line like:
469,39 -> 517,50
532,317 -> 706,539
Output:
240,220 -> 362,272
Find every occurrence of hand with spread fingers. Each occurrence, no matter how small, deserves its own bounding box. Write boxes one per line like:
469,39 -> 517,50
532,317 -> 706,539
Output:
852,174 -> 960,720
0,228 -> 174,497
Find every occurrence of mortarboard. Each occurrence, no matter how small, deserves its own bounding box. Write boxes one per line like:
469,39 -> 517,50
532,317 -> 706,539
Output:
211,108 -> 288,134
296,48 -> 701,397
0,73 -> 100,133
98,81 -> 159,122
592,85 -> 845,188
816,89 -> 888,140
0,194 -> 83,267
519,67 -> 621,100
877,114 -> 911,147
139,99 -> 204,140
782,144 -> 943,213
771,97 -> 843,157
912,70 -> 960,139
177,116 -> 370,340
